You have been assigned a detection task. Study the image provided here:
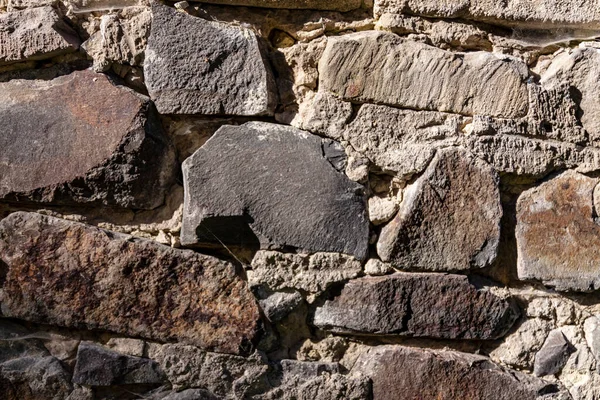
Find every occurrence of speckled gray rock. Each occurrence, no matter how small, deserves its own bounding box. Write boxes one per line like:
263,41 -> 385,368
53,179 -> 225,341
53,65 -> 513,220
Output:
0,70 -> 176,209
257,291 -> 304,322
181,122 -> 369,259
314,273 -> 518,340
249,251 -> 363,294
319,31 -> 529,118
73,342 -> 166,386
144,3 -> 277,116
374,0 -> 600,29
193,0 -> 363,11
352,345 -> 571,400
516,170 -> 600,291
534,330 -> 574,377
0,6 -> 80,66
377,148 -> 502,271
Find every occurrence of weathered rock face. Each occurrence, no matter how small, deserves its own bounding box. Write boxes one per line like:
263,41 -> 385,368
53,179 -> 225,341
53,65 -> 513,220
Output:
377,148 -> 502,271
181,122 -> 369,259
73,342 -> 166,386
313,273 -> 518,340
534,330 -> 574,377
319,31 -> 529,118
193,0 -> 363,11
249,251 -> 363,294
352,345 -> 571,400
0,6 -> 80,66
0,212 -> 260,355
516,170 -> 600,292
0,70 -> 176,209
374,0 -> 600,29
144,3 -> 277,116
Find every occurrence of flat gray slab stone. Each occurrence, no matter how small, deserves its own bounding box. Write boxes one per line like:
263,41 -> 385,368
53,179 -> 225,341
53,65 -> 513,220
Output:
0,70 -> 176,209
0,6 -> 80,66
313,272 -> 518,340
144,3 -> 277,116
318,31 -> 529,118
0,212 -> 261,355
181,122 -> 369,260
377,147 -> 502,271
516,170 -> 600,292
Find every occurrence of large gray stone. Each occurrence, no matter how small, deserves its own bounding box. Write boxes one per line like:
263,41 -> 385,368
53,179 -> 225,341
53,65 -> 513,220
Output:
144,3 -> 277,116
319,31 -> 529,118
0,7 -> 80,66
0,212 -> 261,355
73,342 -> 166,386
313,273 -> 518,340
352,345 -> 571,400
377,148 -> 502,271
516,170 -> 600,292
0,70 -> 176,209
375,0 -> 600,29
181,122 -> 369,260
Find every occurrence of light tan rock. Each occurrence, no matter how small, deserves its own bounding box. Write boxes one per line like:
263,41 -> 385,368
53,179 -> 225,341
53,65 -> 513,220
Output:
319,31 -> 529,118
368,197 -> 398,225
187,0 -> 363,12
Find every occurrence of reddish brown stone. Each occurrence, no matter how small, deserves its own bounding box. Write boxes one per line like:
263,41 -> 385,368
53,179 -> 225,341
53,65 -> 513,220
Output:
0,212 -> 260,355
352,346 -> 570,400
313,273 -> 518,340
517,170 -> 600,291
0,70 -> 176,209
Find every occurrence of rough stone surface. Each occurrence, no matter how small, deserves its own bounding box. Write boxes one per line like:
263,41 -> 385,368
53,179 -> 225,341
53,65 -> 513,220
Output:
0,212 -> 260,355
583,316 -> 600,365
0,7 -> 80,66
314,273 -> 518,340
0,70 -> 176,209
352,345 -> 571,400
374,0 -> 600,29
257,291 -> 304,322
516,170 -> 600,292
534,330 -> 574,377
144,3 -> 277,116
364,259 -> 394,276
181,122 -> 369,259
319,31 -> 529,118
377,148 -> 502,271
368,196 -> 398,225
249,251 -> 363,294
73,341 -> 166,386
193,0 -> 363,11
105,338 -> 145,358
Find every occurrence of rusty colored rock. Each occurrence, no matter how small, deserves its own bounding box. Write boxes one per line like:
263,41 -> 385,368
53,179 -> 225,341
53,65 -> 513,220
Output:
0,70 -> 176,209
0,212 -> 260,355
0,7 -> 80,66
313,273 -> 518,340
377,147 -> 502,271
352,345 -> 571,400
517,170 -> 600,292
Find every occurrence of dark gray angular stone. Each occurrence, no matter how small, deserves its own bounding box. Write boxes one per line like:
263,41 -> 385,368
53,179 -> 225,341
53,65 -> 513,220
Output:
257,290 -> 304,322
144,3 -> 277,116
313,273 -> 518,340
73,341 -> 166,387
0,70 -> 176,209
0,6 -> 80,66
534,330 -> 575,377
181,122 -> 369,260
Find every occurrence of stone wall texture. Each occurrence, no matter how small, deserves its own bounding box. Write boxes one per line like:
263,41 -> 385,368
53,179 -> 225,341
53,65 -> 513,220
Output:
0,0 -> 600,399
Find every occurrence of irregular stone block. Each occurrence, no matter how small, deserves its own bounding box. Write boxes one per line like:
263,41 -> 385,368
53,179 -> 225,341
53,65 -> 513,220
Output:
313,273 -> 518,340
249,251 -> 363,294
584,316 -> 600,365
191,0 -> 362,11
319,31 -> 529,118
144,3 -> 277,116
374,0 -> 600,29
534,330 -> 574,377
147,343 -> 269,396
0,212 -> 260,355
73,341 -> 166,386
0,7 -> 80,66
257,290 -> 304,322
352,345 -> 571,400
516,170 -> 600,291
0,70 -> 176,209
160,389 -> 219,400
377,148 -> 502,271
181,122 -> 369,259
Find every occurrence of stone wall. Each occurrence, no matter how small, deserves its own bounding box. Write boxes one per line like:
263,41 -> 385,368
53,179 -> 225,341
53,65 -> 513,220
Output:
0,0 -> 599,399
